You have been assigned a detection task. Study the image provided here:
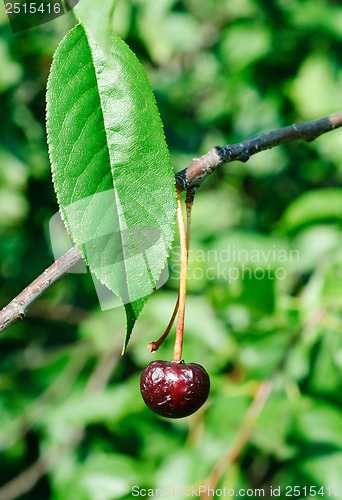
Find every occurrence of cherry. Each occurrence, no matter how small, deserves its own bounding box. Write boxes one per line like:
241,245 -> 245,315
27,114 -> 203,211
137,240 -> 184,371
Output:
140,360 -> 210,418
142,192 -> 209,419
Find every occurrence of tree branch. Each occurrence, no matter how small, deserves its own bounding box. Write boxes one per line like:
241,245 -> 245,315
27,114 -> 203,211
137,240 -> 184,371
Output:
199,307 -> 327,497
175,110 -> 342,190
0,245 -> 83,334
200,379 -> 273,499
1,111 -> 342,333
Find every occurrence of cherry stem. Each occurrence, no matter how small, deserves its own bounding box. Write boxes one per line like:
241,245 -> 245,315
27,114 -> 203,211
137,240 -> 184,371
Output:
148,296 -> 179,352
185,187 -> 196,247
148,188 -> 196,353
172,188 -> 188,363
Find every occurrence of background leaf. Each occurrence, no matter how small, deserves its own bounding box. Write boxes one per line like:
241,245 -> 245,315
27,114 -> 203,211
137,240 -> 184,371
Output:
281,188 -> 342,232
46,24 -> 176,349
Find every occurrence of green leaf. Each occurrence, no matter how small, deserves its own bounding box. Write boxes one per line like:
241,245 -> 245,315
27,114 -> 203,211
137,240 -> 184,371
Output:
310,332 -> 342,396
252,397 -> 296,460
73,0 -> 117,49
46,24 -> 176,350
39,375 -> 143,429
52,452 -> 149,500
294,400 -> 342,450
281,188 -> 342,232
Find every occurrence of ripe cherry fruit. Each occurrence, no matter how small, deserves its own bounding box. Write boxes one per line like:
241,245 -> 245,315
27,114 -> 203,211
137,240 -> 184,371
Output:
142,191 -> 210,418
140,360 -> 210,418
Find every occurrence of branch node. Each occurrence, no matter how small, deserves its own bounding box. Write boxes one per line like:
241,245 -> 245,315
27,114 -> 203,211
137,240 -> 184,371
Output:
215,145 -> 231,163
14,311 -> 25,321
175,170 -> 188,191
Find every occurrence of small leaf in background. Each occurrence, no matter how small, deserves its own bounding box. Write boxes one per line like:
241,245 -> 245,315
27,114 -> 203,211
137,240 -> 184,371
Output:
294,400 -> 342,450
46,25 -> 176,349
287,55 -> 342,120
252,397 -> 296,460
309,331 -> 342,397
0,39 -> 23,92
52,452 -> 149,500
281,188 -> 342,232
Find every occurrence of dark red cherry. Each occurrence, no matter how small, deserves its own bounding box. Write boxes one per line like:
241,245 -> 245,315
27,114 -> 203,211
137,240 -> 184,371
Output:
140,360 -> 210,418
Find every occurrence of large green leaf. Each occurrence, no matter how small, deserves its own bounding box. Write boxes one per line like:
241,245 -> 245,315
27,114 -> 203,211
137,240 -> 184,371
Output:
46,24 -> 176,350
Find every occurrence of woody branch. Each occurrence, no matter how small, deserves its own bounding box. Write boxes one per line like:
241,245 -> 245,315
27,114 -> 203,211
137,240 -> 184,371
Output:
1,110 -> 342,333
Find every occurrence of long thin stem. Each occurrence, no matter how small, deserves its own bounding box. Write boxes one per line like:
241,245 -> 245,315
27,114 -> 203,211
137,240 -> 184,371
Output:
148,187 -> 196,353
172,188 -> 188,363
148,296 -> 179,352
185,187 -> 196,245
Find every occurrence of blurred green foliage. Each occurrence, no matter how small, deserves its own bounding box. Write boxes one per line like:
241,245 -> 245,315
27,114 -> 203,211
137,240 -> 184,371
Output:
1,0 -> 342,498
